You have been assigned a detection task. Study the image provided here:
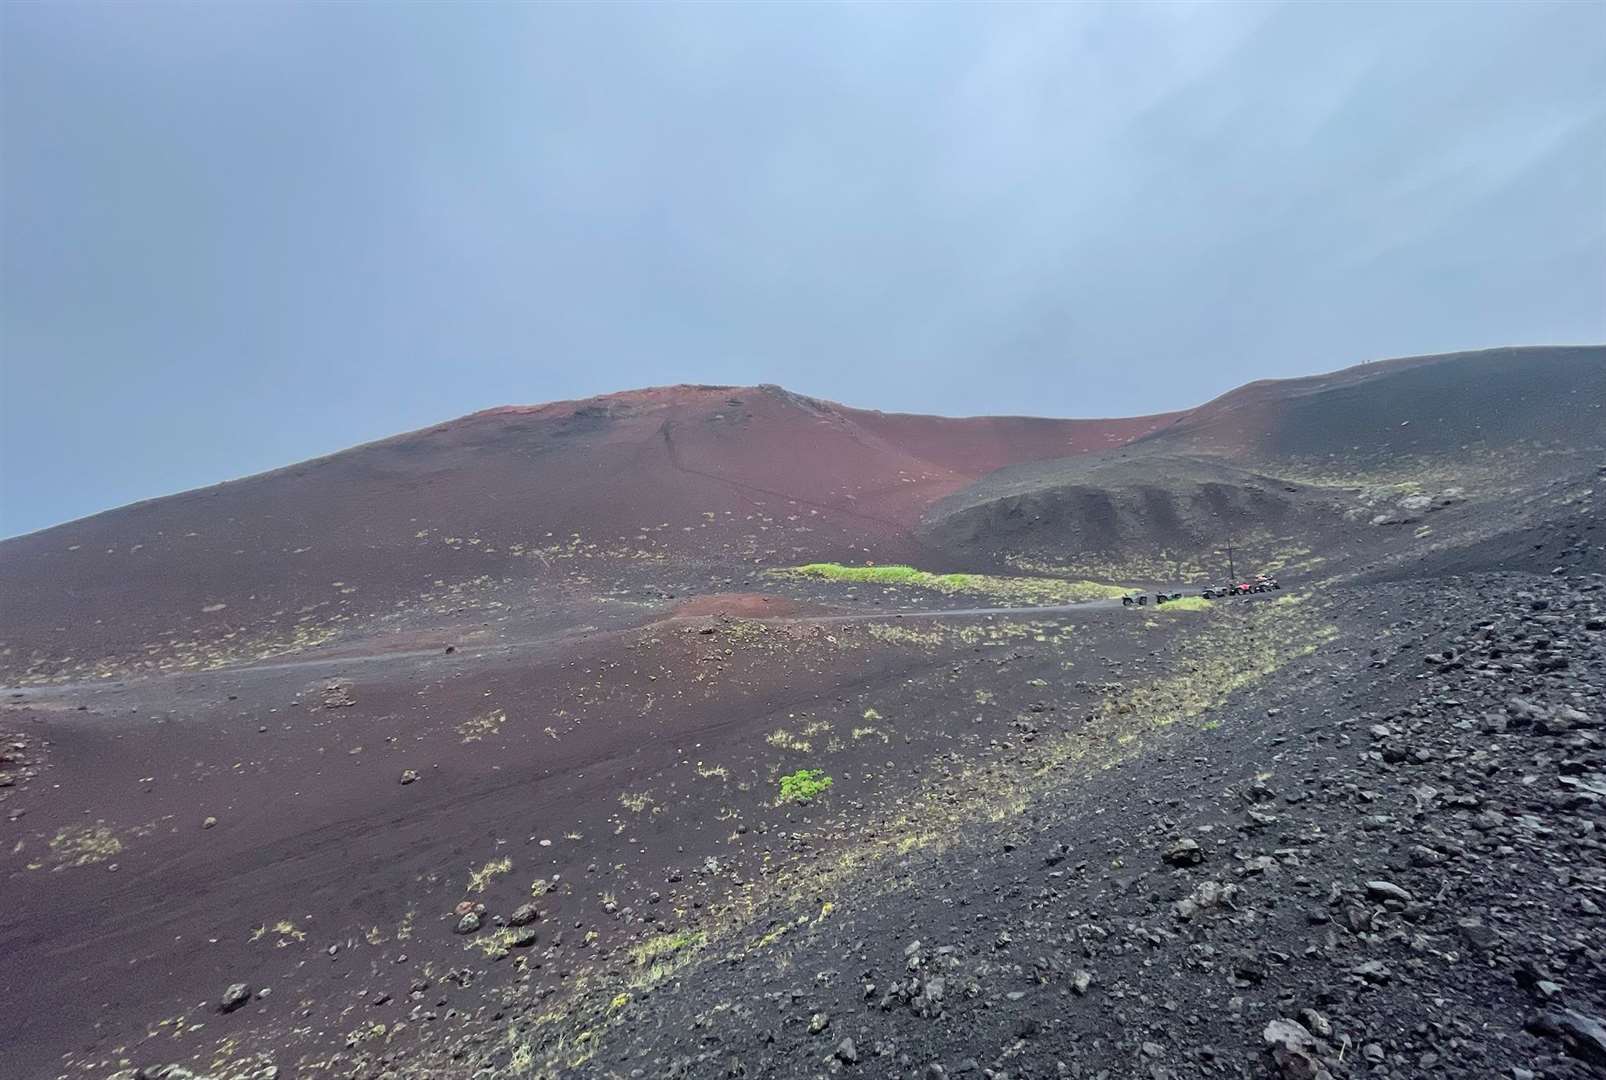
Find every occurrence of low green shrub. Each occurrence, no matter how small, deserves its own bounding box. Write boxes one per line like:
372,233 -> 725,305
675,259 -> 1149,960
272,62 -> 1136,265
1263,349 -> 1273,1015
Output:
778,768 -> 833,804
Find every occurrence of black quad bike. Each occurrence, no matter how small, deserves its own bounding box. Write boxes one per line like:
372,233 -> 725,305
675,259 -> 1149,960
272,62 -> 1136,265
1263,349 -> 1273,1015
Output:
1124,591 -> 1185,607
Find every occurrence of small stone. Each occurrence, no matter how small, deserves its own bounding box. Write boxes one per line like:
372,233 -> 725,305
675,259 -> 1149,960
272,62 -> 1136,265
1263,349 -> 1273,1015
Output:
1298,1009 -> 1332,1038
1351,959 -> 1390,983
1457,917 -> 1496,951
1407,845 -> 1443,867
835,1037 -> 858,1063
202,816 -> 218,829
1264,1018 -> 1334,1079
1365,880 -> 1412,903
400,769 -> 420,785
220,983 -> 251,1013
1264,1019 -> 1314,1053
1548,1009 -> 1606,1065
508,903 -> 540,927
809,1012 -> 829,1034
1163,838 -> 1204,866
1071,970 -> 1093,995
455,912 -> 482,935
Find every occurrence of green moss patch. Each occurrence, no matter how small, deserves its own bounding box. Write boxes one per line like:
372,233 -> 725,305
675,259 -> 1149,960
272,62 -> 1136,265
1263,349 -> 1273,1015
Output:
777,563 -> 1129,605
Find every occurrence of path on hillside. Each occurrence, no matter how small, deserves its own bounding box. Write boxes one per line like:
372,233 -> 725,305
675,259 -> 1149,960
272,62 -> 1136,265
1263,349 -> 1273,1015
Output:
2,589 -> 1268,700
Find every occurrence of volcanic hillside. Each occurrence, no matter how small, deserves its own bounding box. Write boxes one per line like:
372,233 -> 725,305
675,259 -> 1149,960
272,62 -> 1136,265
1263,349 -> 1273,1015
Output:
922,345 -> 1606,584
0,385 -> 1172,686
0,347 -> 1603,1080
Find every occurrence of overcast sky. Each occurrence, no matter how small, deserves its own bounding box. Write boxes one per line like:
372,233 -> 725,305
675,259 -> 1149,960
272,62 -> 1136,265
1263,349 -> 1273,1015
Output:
3,2 -> 1603,537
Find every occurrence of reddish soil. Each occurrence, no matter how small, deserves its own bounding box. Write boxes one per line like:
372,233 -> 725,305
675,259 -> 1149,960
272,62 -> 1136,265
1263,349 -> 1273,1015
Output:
667,592 -> 820,619
0,384 -> 1171,687
0,593 -> 1164,1079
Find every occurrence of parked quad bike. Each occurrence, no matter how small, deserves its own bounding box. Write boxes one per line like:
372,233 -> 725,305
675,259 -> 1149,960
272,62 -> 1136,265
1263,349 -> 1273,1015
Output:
1125,592 -> 1185,607
1201,577 -> 1280,599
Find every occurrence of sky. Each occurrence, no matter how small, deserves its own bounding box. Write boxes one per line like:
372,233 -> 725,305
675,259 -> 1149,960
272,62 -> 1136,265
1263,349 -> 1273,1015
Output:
2,2 -> 1603,538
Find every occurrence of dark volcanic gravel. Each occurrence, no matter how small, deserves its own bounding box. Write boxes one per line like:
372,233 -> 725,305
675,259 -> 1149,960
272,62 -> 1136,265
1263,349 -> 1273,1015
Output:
551,573 -> 1606,1080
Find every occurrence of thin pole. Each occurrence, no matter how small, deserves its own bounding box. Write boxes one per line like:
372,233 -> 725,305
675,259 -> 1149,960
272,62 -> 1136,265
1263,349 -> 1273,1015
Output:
1227,538 -> 1236,581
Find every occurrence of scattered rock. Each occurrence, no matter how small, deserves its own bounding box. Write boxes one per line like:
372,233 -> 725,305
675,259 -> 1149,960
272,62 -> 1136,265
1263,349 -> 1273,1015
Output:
319,682 -> 356,709
1297,1009 -> 1332,1039
1351,959 -> 1391,984
1532,1009 -> 1606,1065
1364,879 -> 1412,904
1264,1019 -> 1331,1079
1162,837 -> 1204,866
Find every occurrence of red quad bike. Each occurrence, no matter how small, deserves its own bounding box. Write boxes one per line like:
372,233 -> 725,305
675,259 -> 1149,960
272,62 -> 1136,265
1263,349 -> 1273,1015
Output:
1201,576 -> 1281,600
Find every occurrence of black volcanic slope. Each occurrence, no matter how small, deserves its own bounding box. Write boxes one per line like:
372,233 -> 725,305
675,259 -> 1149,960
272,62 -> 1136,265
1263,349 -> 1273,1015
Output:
921,346 -> 1605,582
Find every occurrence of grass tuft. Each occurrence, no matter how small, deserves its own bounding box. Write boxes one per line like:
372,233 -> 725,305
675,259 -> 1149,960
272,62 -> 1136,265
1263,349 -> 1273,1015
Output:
466,856 -> 513,894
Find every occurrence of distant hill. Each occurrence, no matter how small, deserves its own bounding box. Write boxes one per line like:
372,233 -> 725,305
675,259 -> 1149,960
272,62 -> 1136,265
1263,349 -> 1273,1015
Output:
2,347 -> 1601,683
0,384 -> 1171,682
919,346 -> 1606,583
1130,345 -> 1606,460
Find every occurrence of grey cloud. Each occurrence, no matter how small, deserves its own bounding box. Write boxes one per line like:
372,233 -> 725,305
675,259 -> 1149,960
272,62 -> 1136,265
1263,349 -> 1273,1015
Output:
2,1 -> 1602,536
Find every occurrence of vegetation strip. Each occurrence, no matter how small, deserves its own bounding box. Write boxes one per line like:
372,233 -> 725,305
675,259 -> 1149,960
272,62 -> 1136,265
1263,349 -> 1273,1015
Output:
775,562 -> 1132,604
